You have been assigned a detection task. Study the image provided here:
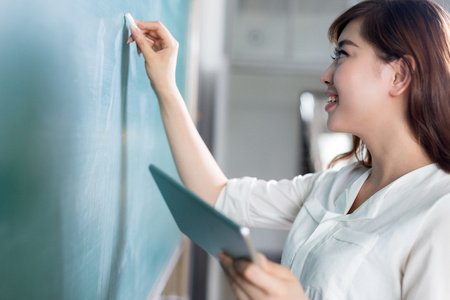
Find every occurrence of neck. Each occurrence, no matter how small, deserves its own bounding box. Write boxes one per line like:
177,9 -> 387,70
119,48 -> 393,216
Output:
362,128 -> 433,190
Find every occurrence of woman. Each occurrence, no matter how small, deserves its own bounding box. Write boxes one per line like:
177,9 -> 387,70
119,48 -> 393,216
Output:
129,0 -> 450,299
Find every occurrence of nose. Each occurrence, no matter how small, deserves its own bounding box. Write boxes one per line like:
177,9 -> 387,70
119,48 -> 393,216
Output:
321,62 -> 335,86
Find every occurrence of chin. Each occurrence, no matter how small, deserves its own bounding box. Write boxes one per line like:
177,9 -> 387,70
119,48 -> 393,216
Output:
326,119 -> 340,132
326,120 -> 351,135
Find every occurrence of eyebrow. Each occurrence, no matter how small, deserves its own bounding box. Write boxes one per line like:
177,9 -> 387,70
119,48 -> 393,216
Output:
337,39 -> 359,49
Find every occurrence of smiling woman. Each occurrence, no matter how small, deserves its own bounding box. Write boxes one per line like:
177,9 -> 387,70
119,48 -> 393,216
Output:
326,0 -> 450,171
321,19 -> 410,150
130,0 -> 450,299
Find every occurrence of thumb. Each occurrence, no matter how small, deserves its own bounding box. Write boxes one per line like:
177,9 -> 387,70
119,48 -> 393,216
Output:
259,254 -> 293,279
130,27 -> 155,59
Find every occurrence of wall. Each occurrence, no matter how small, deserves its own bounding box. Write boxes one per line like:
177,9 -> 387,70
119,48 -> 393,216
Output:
0,0 -> 192,299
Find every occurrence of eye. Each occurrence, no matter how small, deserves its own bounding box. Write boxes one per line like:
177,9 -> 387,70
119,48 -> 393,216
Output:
330,48 -> 348,61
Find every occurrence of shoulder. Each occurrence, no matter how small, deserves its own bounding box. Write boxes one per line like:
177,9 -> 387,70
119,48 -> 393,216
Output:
401,166 -> 450,253
224,162 -> 370,201
289,162 -> 369,202
417,190 -> 450,234
404,164 -> 450,205
296,161 -> 369,188
386,165 -> 450,229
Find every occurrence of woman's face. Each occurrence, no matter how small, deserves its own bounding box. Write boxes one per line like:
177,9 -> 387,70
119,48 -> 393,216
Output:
321,19 -> 397,137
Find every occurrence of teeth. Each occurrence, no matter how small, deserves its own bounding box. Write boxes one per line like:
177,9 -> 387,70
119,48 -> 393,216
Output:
327,96 -> 338,103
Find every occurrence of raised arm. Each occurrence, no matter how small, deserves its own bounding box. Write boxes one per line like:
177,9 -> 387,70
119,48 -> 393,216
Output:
129,20 -> 227,206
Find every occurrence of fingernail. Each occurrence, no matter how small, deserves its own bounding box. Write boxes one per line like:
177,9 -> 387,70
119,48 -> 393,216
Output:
218,253 -> 225,262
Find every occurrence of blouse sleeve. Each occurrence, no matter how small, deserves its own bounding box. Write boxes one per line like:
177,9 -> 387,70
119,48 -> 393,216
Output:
402,195 -> 450,299
214,171 -> 323,230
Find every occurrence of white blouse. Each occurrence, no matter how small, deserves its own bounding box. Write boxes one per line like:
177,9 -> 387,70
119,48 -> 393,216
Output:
215,163 -> 450,300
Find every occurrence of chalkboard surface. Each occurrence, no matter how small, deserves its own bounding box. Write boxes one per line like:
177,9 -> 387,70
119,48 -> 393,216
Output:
0,0 -> 191,299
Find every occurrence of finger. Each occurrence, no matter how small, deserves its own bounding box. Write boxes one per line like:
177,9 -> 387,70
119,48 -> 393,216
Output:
145,36 -> 155,47
221,255 -> 265,300
128,34 -> 154,50
134,21 -> 172,39
129,28 -> 155,45
234,259 -> 272,294
234,255 -> 287,293
231,281 -> 252,300
260,254 -> 295,279
233,271 -> 267,300
130,27 -> 155,60
255,253 -> 288,277
134,20 -> 178,47
218,253 -> 237,280
128,32 -> 154,44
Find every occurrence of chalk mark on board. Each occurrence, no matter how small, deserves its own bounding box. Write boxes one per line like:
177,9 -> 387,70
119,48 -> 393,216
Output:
106,19 -> 130,300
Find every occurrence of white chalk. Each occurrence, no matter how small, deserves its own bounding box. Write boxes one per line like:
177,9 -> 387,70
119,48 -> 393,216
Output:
125,13 -> 140,31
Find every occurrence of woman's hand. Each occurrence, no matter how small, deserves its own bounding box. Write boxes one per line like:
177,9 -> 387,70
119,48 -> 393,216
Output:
127,20 -> 179,95
219,253 -> 309,300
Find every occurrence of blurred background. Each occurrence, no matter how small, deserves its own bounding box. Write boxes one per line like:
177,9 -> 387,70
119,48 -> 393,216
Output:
186,0 -> 449,299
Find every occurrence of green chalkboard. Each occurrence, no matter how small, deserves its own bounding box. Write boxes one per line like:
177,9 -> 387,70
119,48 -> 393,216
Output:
0,0 -> 191,299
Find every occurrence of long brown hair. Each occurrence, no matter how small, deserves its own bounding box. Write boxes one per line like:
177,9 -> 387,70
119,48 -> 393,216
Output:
328,0 -> 450,172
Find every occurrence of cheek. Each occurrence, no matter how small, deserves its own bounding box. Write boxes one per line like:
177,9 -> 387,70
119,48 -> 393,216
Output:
334,64 -> 375,105
333,65 -> 354,96
333,67 -> 354,104
334,61 -> 363,84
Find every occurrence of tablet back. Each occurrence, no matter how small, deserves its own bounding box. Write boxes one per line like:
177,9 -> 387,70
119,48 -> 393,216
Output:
149,165 -> 257,262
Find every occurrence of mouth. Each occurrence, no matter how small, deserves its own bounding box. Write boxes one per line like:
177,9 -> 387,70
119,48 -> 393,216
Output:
327,96 -> 339,104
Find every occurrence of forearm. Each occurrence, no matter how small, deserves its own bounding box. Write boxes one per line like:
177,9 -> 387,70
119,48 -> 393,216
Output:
157,87 -> 228,206
128,20 -> 228,206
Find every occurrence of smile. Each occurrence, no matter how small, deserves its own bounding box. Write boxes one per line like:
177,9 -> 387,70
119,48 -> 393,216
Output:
327,96 -> 339,103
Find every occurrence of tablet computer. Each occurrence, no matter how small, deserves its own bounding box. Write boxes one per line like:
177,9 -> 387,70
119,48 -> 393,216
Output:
149,164 -> 259,264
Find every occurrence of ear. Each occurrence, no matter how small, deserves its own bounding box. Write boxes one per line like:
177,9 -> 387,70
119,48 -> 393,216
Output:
389,55 -> 415,97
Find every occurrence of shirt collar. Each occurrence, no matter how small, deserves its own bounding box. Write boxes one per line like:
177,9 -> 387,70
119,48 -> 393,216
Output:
336,163 -> 439,220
